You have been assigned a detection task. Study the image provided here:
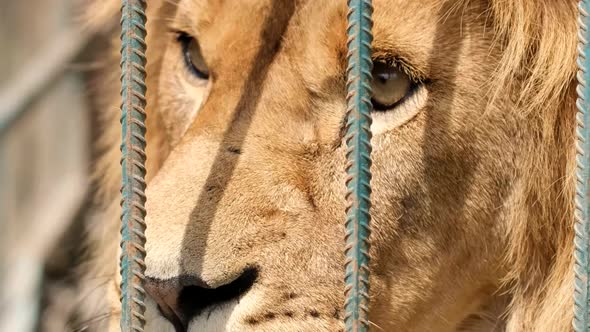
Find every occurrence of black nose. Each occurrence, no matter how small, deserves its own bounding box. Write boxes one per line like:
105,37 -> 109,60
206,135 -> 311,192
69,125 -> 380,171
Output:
144,267 -> 258,331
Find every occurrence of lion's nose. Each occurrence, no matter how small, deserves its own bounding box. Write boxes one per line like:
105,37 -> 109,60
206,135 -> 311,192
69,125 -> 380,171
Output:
144,267 -> 258,330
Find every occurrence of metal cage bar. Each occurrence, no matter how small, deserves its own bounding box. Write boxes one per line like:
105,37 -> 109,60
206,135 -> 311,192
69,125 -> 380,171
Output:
575,1 -> 590,331
343,0 -> 374,331
119,0 -> 148,331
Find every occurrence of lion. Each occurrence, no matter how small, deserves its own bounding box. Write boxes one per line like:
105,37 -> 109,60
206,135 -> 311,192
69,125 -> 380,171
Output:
76,0 -> 579,331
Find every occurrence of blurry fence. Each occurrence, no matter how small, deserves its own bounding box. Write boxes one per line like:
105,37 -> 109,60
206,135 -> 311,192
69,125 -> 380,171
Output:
0,0 -> 96,330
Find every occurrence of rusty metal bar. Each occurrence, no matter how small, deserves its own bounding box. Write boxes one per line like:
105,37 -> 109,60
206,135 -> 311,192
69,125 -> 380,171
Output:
574,1 -> 590,331
343,0 -> 374,331
119,0 -> 148,331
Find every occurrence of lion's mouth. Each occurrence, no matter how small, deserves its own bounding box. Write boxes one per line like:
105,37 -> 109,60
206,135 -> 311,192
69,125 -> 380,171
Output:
146,267 -> 258,332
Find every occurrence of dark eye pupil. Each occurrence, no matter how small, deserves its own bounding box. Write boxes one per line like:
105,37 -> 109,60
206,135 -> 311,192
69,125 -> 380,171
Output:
377,71 -> 394,84
178,33 -> 209,79
371,61 -> 413,111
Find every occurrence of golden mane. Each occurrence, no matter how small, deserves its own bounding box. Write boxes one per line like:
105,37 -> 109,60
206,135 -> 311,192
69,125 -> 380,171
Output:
479,0 -> 578,329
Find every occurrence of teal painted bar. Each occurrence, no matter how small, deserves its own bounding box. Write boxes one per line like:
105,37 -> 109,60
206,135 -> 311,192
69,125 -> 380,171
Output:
575,1 -> 590,331
119,0 -> 148,331
343,0 -> 374,331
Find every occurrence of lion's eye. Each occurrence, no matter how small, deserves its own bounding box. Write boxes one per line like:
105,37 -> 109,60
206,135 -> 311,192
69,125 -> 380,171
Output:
178,33 -> 209,79
371,61 -> 413,111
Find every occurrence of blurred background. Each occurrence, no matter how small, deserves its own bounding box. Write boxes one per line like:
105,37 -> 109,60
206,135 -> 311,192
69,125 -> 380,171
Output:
0,0 -> 114,330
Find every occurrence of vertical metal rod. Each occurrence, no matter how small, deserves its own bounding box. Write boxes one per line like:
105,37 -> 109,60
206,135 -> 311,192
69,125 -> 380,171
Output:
575,1 -> 590,331
343,0 -> 374,331
119,0 -> 148,331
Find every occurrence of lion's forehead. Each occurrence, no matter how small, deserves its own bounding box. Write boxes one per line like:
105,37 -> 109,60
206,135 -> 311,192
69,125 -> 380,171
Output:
174,0 -> 482,76
163,0 -> 489,146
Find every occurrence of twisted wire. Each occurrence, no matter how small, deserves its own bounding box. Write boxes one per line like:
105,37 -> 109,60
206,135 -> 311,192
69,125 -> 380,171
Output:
575,1 -> 590,331
119,0 -> 148,331
343,0 -> 374,331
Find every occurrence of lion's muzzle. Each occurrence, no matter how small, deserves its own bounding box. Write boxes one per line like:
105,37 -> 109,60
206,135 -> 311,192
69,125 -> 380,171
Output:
144,267 -> 258,331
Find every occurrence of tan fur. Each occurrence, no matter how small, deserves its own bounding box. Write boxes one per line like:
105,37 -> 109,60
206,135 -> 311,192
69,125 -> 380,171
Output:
80,0 -> 579,331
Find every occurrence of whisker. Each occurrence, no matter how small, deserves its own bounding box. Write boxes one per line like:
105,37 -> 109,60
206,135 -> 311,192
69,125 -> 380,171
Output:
68,312 -> 112,332
368,319 -> 385,331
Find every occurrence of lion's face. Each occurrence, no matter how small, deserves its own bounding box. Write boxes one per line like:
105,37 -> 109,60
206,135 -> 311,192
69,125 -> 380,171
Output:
139,0 -> 519,331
